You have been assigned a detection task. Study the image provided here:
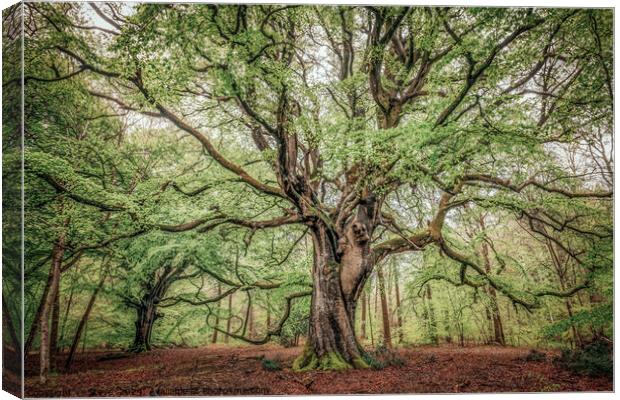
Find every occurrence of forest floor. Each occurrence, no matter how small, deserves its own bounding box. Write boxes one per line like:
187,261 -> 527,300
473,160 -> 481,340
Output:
21,344 -> 612,397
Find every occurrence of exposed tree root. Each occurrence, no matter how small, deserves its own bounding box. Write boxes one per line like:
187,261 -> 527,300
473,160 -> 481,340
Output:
292,345 -> 369,371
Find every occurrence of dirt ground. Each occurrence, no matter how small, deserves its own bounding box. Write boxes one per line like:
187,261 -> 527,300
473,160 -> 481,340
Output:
20,344 -> 612,397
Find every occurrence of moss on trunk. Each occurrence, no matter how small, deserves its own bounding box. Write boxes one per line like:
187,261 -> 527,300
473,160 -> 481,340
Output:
292,344 -> 369,371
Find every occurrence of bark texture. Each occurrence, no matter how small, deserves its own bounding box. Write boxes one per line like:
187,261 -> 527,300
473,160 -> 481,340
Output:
65,272 -> 106,371
131,297 -> 162,352
39,232 -> 65,383
293,202 -> 377,370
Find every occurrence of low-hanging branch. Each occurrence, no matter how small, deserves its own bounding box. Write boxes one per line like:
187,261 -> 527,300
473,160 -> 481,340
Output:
207,290 -> 312,345
32,166 -> 303,235
436,233 -> 592,311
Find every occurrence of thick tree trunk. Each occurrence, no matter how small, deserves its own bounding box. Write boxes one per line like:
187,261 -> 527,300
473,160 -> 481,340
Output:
39,233 -> 65,383
65,272 -> 106,371
131,300 -> 159,353
488,290 -> 506,345
292,223 -> 370,371
478,217 -> 506,346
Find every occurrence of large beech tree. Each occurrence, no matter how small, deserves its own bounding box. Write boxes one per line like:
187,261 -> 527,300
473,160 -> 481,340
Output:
22,4 -> 612,371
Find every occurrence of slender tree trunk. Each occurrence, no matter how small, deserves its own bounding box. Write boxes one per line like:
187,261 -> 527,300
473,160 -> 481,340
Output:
25,267 -> 54,356
266,292 -> 271,332
546,240 -> 583,348
81,321 -> 88,354
360,291 -> 367,340
484,308 -> 493,344
40,232 -> 66,383
2,295 -> 21,358
393,265 -> 404,344
443,309 -> 453,344
50,289 -> 60,357
424,285 -> 438,345
376,265 -> 392,348
65,272 -> 106,371
59,282 -> 76,348
247,301 -> 255,339
211,283 -> 221,344
224,293 -> 233,344
368,286 -> 375,346
565,298 -> 583,348
26,254 -> 82,357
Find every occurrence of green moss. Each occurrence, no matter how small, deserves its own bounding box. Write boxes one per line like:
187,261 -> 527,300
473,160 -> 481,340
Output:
361,350 -> 385,370
351,356 -> 370,369
317,352 -> 352,371
292,345 -> 369,371
292,345 -> 315,371
327,261 -> 340,271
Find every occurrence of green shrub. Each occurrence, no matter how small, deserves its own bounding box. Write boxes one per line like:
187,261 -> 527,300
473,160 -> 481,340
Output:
554,339 -> 612,378
362,344 -> 405,370
525,349 -> 547,362
261,358 -> 282,371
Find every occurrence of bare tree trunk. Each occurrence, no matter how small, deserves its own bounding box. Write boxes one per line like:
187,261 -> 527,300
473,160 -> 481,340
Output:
2,295 -> 21,358
490,294 -> 506,345
266,292 -> 271,332
50,289 -> 60,358
484,307 -> 493,344
376,265 -> 392,348
443,309 -> 453,344
393,265 -> 404,344
225,293 -> 233,344
292,223 -> 370,371
65,272 -> 106,371
479,217 -> 506,346
130,301 -> 159,353
424,285 -> 438,345
40,232 -> 66,383
546,240 -> 583,348
360,291 -> 367,340
81,321 -> 88,354
247,301 -> 255,340
565,298 -> 583,348
25,268 -> 54,356
59,282 -> 76,349
368,286 -> 375,346
211,283 -> 221,344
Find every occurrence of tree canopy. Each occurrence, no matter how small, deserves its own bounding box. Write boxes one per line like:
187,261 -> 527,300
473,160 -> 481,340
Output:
2,2 -> 612,382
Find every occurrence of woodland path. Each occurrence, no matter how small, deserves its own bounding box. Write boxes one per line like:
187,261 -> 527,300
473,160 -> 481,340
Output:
22,344 -> 612,396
